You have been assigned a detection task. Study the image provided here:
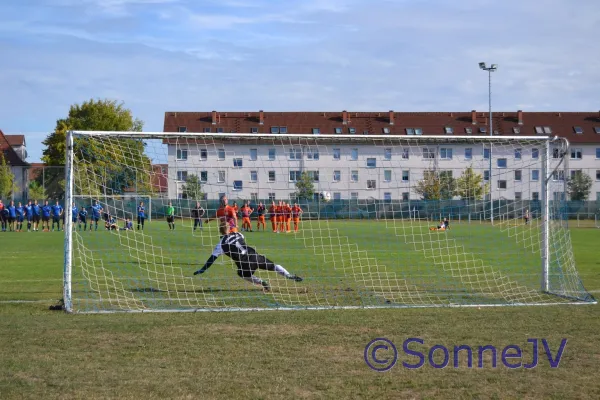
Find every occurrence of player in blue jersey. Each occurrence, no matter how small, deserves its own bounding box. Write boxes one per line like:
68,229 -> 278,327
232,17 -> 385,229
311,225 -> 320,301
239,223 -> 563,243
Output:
90,200 -> 103,231
15,202 -> 25,232
7,201 -> 17,232
137,201 -> 146,231
41,200 -> 52,231
71,202 -> 78,230
32,200 -> 41,231
78,207 -> 88,231
51,200 -> 63,231
123,218 -> 133,231
25,201 -> 33,232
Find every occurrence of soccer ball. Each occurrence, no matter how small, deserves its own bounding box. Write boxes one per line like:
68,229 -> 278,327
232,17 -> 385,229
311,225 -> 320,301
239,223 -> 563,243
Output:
320,191 -> 332,202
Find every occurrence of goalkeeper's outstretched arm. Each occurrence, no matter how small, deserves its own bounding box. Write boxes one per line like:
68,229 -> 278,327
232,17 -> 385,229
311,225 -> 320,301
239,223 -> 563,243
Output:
194,255 -> 218,275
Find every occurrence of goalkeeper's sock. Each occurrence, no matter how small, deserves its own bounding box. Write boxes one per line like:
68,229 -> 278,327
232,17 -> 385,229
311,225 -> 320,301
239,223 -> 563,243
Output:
274,264 -> 291,277
243,275 -> 264,287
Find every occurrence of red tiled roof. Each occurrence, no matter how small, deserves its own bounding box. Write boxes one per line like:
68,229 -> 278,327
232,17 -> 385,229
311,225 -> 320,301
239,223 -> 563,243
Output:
4,135 -> 25,147
0,129 -> 28,166
122,164 -> 168,193
163,110 -> 600,144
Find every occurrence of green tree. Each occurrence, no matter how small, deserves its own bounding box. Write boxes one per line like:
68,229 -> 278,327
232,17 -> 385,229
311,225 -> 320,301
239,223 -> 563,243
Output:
414,170 -> 456,200
0,153 -> 15,199
294,172 -> 315,201
455,166 -> 488,200
182,174 -> 204,200
39,99 -> 149,199
28,180 -> 47,201
567,171 -> 593,201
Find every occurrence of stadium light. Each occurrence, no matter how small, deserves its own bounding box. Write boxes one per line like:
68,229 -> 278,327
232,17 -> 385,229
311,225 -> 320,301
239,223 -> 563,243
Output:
479,62 -> 498,224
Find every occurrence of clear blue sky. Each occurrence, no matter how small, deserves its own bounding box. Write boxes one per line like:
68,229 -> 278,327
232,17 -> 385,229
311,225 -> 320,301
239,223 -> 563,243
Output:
1,0 -> 599,162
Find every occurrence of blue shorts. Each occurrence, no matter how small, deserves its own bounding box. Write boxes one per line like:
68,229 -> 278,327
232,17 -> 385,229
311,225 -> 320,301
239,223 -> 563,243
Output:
92,216 -> 100,222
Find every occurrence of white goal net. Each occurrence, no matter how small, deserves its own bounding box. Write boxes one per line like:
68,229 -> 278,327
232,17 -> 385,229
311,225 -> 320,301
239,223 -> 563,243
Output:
63,132 -> 596,312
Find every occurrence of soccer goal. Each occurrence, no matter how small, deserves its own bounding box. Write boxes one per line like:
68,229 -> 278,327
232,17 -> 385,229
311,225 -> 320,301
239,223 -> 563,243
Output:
63,131 -> 596,313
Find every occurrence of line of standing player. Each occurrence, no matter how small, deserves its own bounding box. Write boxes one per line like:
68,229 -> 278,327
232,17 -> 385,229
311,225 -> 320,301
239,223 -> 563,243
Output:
215,200 -> 303,233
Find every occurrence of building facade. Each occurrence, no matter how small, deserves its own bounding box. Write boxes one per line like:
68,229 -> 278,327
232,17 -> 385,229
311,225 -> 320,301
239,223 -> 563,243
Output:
0,131 -> 29,201
162,110 -> 600,202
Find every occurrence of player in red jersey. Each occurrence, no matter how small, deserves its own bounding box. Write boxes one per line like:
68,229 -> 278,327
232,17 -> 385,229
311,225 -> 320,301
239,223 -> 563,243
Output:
240,202 -> 254,232
205,195 -> 238,233
268,201 -> 277,232
291,203 -> 303,232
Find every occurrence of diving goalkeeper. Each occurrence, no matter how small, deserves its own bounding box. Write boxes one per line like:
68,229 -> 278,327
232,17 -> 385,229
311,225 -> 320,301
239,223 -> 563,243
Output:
194,220 -> 303,291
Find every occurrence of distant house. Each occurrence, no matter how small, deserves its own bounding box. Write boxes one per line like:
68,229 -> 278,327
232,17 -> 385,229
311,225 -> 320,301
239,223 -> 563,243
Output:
0,130 -> 29,201
122,163 -> 169,198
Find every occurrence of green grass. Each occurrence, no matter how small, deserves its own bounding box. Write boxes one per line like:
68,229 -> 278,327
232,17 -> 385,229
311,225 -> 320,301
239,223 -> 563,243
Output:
0,221 -> 599,399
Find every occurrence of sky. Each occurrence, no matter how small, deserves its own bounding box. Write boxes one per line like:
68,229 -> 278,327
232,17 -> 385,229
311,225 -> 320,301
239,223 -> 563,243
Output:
1,0 -> 599,162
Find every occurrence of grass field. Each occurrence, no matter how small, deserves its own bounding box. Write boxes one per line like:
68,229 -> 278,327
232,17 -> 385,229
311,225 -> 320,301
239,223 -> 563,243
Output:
1,220 -> 599,399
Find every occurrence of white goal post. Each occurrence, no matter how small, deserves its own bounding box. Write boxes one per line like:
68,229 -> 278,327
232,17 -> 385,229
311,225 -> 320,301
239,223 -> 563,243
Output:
63,131 -> 596,313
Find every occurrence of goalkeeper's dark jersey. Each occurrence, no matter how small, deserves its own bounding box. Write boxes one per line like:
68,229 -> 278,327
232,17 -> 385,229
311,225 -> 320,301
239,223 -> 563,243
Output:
211,232 -> 250,262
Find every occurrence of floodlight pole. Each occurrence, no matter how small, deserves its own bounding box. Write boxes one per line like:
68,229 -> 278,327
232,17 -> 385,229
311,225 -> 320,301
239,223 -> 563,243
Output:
479,62 -> 497,225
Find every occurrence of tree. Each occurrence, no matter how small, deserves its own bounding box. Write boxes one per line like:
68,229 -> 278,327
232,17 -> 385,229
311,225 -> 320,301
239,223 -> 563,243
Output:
28,180 -> 47,201
294,172 -> 315,201
39,99 -> 149,199
455,166 -> 488,200
0,153 -> 15,199
567,171 -> 592,201
414,170 -> 456,201
182,174 -> 204,200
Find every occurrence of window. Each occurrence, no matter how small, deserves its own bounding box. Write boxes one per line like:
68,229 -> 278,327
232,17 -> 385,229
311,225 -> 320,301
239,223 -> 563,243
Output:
333,170 -> 341,182
333,148 -> 341,160
350,192 -> 359,200
384,192 -> 392,202
200,171 -> 208,182
178,126 -> 187,132
367,180 -> 376,189
351,170 -> 359,182
595,127 -> 600,134
307,171 -> 319,182
270,126 -> 280,134
498,180 -> 507,189
532,148 -> 539,159
535,126 -> 544,134
306,150 -> 319,160
484,148 -> 490,159
464,148 -> 472,160
596,170 -> 600,181
465,127 -> 472,134
532,192 -> 540,201
333,192 -> 341,201
571,148 -> 582,159
406,128 -> 414,135
402,192 -> 409,201
479,126 -> 487,134
289,148 -> 302,160
335,127 -> 343,134
384,148 -> 392,160
218,149 -> 225,160
268,148 -> 276,160
484,170 -> 490,181
177,170 -> 188,181
532,170 -> 539,181
596,148 -> 600,159
250,193 -> 258,201
249,148 -> 257,161
218,171 -> 225,183
445,127 -> 453,134
250,171 -> 258,182
382,127 -> 390,134
203,127 -> 211,133
570,170 -> 582,179
384,170 -> 392,182
312,128 -> 320,135
289,170 -> 301,181
217,127 -> 224,133
543,126 -> 552,134
553,148 -> 560,159
196,148 -> 206,161
514,170 -> 522,181
515,192 -> 522,201
402,149 -> 409,159
233,180 -> 243,191
351,148 -> 358,160
176,149 -> 188,161
366,158 -> 376,168
349,127 -> 356,134
268,171 -> 276,182
573,126 -> 583,134
363,130 -> 369,135
280,126 -> 288,134
423,148 -> 435,159
515,148 -> 521,160
414,128 -> 423,135
233,158 -> 243,168
440,148 -> 453,160
402,170 -> 409,182
251,127 -> 258,133
268,193 -> 276,202
513,127 -> 520,134
497,158 -> 507,168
